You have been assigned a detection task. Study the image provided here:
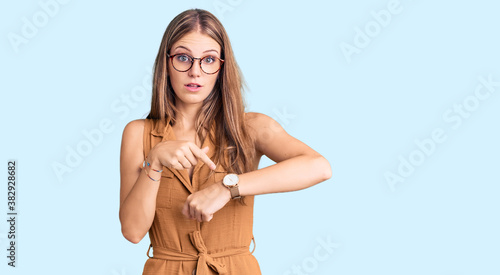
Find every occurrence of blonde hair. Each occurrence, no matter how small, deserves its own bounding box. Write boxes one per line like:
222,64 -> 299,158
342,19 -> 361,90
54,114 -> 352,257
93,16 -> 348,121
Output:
146,9 -> 255,174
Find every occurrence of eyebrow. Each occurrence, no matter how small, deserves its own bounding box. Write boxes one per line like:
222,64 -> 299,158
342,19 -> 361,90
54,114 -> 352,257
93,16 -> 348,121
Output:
173,45 -> 219,54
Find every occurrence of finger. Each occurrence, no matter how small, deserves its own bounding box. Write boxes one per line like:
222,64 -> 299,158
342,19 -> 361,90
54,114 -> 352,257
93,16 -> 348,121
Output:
182,147 -> 198,167
178,156 -> 192,169
189,203 -> 197,220
202,213 -> 213,223
184,202 -> 196,220
169,161 -> 184,170
197,211 -> 204,223
193,205 -> 203,222
189,144 -> 216,170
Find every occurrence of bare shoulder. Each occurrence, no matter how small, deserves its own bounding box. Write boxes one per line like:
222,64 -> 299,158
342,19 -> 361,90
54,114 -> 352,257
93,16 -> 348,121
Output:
122,119 -> 146,138
121,119 -> 146,151
244,112 -> 282,131
244,112 -> 287,154
244,112 -> 313,163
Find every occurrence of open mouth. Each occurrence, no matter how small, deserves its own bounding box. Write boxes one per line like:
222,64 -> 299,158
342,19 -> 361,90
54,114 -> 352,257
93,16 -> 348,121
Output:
185,83 -> 201,88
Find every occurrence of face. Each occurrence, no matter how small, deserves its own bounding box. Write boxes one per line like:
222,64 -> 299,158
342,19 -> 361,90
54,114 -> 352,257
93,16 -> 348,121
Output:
168,31 -> 222,108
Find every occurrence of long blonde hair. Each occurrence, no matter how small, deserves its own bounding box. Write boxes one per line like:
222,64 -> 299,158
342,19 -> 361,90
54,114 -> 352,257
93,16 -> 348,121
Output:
146,9 -> 255,174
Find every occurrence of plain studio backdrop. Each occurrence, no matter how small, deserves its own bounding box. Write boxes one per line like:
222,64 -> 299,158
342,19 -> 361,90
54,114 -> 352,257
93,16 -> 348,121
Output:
1,0 -> 499,274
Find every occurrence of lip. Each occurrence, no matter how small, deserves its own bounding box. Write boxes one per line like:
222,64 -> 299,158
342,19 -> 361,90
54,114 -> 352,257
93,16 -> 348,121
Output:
184,83 -> 202,92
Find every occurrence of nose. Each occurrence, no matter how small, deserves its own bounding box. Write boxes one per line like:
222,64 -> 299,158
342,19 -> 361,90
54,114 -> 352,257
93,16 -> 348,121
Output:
188,60 -> 202,77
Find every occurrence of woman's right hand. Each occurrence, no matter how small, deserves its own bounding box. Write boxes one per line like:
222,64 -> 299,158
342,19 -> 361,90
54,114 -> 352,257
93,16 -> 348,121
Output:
147,141 -> 217,171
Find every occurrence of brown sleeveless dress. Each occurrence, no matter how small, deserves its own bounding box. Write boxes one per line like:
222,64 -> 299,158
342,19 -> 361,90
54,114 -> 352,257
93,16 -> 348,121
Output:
141,118 -> 262,275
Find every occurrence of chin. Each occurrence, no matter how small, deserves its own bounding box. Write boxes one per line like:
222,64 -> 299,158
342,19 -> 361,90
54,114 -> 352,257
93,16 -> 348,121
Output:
174,92 -> 211,105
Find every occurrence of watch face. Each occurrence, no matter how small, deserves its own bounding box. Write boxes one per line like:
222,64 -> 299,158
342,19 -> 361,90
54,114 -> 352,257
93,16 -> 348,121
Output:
224,174 -> 239,186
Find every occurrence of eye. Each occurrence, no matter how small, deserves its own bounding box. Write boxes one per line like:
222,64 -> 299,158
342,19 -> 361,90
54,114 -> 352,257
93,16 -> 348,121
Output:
175,54 -> 191,63
202,56 -> 216,64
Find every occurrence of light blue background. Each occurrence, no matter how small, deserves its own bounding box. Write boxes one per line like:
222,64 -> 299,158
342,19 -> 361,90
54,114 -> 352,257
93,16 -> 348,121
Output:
1,0 -> 499,274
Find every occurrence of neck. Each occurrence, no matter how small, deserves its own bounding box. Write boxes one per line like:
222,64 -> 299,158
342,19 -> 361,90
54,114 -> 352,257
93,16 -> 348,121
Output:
174,101 -> 202,131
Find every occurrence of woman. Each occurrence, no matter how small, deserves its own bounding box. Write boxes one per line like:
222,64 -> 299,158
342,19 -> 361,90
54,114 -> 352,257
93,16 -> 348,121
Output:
119,8 -> 331,275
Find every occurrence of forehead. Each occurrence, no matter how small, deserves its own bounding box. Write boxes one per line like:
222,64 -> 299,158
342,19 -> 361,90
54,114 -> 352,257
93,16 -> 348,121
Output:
171,31 -> 221,54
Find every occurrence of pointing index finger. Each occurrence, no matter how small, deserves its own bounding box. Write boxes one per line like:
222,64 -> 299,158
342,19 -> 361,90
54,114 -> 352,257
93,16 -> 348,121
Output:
189,143 -> 216,170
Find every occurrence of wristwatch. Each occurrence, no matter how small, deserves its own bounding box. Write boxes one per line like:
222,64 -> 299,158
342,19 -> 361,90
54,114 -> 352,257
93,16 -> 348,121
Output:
222,174 -> 241,199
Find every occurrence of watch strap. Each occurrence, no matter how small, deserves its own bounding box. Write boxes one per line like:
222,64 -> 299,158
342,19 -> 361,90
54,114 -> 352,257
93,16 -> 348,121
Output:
229,185 -> 241,199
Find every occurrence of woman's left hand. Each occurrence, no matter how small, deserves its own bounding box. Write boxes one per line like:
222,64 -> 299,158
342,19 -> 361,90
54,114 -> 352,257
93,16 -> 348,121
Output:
182,182 -> 231,222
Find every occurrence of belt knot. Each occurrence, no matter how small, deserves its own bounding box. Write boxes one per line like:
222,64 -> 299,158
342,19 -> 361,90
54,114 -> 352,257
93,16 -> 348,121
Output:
147,230 -> 253,275
189,230 -> 227,275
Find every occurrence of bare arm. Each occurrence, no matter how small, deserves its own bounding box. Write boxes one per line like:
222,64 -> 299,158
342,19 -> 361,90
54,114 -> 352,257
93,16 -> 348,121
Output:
239,112 -> 332,196
119,119 -> 217,243
119,119 -> 160,244
182,112 -> 332,222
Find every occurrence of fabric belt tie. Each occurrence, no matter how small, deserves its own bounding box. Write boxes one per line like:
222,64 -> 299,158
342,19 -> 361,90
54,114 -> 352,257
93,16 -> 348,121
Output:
147,230 -> 251,275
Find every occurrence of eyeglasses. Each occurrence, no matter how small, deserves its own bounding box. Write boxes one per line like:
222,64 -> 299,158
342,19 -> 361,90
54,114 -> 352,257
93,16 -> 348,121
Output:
166,53 -> 224,74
